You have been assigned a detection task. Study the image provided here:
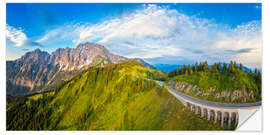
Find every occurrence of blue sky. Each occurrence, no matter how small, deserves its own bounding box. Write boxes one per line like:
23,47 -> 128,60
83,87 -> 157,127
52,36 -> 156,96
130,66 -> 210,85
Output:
6,3 -> 262,68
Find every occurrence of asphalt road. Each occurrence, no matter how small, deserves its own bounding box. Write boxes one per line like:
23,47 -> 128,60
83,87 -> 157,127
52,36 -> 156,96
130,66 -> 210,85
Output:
156,81 -> 261,109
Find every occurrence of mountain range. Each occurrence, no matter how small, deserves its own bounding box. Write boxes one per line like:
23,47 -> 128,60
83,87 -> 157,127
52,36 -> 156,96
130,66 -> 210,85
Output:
6,42 -> 154,96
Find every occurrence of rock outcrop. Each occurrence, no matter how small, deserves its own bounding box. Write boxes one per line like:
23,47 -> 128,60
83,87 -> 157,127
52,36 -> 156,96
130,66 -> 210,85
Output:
168,80 -> 257,103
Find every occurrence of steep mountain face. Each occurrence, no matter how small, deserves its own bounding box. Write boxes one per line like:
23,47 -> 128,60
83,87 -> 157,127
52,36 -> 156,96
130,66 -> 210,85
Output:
49,43 -> 127,71
6,42 -> 151,96
7,61 -> 223,130
6,49 -> 52,95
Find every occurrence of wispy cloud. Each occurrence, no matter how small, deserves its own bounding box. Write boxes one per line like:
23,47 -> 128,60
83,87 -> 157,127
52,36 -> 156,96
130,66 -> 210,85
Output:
6,25 -> 27,47
31,4 -> 263,68
6,25 -> 44,48
225,48 -> 255,54
213,21 -> 262,68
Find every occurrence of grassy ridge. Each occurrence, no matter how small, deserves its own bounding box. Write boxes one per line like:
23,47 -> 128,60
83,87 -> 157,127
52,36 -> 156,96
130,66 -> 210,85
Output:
7,61 -> 224,130
170,69 -> 261,103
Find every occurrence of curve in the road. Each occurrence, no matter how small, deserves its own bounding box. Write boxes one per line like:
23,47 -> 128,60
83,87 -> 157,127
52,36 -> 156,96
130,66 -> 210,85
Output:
156,81 -> 261,129
157,81 -> 261,109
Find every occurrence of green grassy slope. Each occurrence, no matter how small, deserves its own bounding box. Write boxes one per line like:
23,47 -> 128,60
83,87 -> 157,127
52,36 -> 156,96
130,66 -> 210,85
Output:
7,61 -> 223,130
170,69 -> 261,103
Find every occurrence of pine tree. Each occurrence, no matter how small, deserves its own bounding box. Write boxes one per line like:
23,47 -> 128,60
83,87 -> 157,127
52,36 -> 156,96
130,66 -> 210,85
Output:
194,62 -> 198,72
233,61 -> 237,69
217,63 -> 222,72
223,63 -> 227,73
254,68 -> 258,74
181,65 -> 185,74
176,66 -> 180,76
210,65 -> 216,73
240,63 -> 243,71
199,62 -> 203,71
203,61 -> 209,72
187,64 -> 191,74
229,61 -> 234,73
255,70 -> 262,90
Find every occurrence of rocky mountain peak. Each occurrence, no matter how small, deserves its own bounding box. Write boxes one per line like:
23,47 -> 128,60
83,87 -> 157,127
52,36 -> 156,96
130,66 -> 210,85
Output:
6,42 -> 154,96
17,48 -> 50,63
49,42 -> 122,71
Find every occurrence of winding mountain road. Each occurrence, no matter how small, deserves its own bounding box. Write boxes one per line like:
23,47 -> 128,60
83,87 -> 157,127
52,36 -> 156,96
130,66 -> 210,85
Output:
156,81 -> 261,109
156,81 -> 261,129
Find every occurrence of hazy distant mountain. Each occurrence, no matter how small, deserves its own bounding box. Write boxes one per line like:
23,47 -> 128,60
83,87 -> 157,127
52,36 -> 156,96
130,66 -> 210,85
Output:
154,64 -> 181,73
6,42 -> 153,96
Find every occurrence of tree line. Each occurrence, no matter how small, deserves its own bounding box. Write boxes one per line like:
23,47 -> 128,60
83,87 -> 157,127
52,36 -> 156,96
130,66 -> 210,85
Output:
168,61 -> 261,89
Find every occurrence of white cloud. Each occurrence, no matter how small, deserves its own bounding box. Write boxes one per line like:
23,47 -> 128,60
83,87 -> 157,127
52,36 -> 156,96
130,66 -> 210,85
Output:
36,24 -> 80,43
6,25 -> 27,47
124,44 -> 182,59
37,4 -> 262,68
212,21 -> 262,68
83,5 -> 177,44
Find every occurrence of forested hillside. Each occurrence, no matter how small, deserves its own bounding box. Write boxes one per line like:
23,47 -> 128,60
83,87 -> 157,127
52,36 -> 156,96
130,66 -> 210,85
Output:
167,61 -> 261,103
7,61 -> 223,130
